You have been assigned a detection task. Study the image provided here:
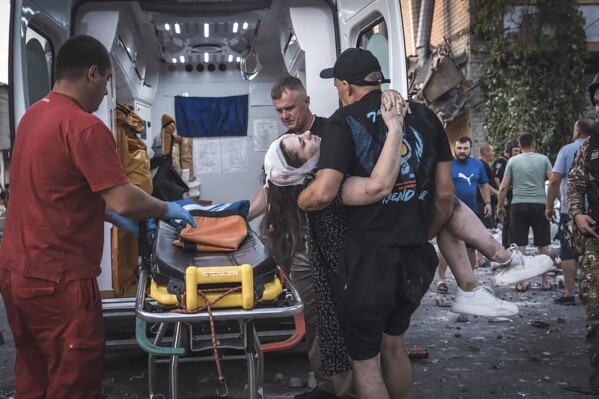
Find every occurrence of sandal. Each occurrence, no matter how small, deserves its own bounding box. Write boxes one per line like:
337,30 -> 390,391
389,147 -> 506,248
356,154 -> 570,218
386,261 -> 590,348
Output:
436,282 -> 448,294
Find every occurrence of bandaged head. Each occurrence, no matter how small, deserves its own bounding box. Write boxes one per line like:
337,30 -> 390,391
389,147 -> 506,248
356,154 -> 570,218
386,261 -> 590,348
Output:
264,134 -> 320,187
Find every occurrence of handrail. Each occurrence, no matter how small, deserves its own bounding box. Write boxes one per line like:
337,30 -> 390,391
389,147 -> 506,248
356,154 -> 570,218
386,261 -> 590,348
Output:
135,268 -> 303,324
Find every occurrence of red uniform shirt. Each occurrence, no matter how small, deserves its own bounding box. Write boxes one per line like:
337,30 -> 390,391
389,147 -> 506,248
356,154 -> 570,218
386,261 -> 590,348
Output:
0,92 -> 129,282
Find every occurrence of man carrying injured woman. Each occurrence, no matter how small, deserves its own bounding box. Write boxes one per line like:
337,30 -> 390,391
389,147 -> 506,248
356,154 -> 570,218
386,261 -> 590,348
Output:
259,63 -> 552,399
255,54 -> 553,397
260,95 -> 553,322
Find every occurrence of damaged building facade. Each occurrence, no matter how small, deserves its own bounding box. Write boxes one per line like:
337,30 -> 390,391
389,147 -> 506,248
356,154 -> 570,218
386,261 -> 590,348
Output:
400,0 -> 599,152
400,0 -> 476,147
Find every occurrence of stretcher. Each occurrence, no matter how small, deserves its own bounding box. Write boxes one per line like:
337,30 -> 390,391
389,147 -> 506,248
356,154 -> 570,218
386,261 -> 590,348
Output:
135,220 -> 304,399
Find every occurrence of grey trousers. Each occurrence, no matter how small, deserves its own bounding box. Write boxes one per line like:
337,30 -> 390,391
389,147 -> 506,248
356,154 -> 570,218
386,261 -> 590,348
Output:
290,251 -> 355,398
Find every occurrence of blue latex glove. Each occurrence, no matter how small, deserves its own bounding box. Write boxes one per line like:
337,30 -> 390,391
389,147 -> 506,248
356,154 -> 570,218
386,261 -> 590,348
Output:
163,202 -> 197,229
110,212 -> 139,237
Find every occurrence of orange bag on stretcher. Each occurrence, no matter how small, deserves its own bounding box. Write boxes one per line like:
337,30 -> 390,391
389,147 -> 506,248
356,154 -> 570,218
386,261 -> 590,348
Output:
173,211 -> 248,252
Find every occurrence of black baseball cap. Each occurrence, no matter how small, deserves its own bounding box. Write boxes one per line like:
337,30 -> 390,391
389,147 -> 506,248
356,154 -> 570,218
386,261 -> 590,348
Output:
320,48 -> 390,86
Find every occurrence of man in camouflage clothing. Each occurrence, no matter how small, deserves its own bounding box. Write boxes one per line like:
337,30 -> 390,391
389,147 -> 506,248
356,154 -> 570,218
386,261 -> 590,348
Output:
567,72 -> 599,392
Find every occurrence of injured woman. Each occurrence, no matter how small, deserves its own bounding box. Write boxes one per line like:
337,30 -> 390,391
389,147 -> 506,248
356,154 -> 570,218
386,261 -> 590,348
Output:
258,90 -> 554,378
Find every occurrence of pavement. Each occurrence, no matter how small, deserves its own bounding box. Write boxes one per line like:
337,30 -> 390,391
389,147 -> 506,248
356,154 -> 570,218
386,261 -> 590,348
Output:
0,265 -> 595,399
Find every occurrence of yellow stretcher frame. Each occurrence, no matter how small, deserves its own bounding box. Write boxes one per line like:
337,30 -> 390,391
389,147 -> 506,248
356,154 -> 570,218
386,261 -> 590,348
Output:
135,266 -> 304,399
149,267 -> 283,310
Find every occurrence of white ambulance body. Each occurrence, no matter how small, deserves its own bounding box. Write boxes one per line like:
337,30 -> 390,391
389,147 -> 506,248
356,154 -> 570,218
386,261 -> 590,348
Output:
8,0 -> 407,340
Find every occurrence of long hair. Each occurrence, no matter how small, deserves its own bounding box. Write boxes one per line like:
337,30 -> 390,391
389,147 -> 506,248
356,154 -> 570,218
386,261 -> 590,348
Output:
259,183 -> 305,272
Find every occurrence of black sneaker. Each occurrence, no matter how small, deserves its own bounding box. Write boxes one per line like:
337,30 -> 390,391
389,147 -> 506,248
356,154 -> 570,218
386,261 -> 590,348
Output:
294,388 -> 337,399
553,295 -> 576,306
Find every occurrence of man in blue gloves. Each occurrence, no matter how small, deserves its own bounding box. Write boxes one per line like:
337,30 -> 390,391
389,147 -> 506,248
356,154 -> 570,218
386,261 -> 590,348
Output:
0,35 -> 194,399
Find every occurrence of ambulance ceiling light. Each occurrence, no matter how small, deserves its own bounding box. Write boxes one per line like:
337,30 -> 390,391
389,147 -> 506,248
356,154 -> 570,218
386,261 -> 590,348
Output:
204,53 -> 209,63
172,57 -> 177,63
204,23 -> 210,38
233,22 -> 239,33
164,23 -> 170,31
174,23 -> 181,34
179,55 -> 185,63
189,43 -> 223,53
228,54 -> 233,62
236,56 -> 241,62
243,21 -> 249,30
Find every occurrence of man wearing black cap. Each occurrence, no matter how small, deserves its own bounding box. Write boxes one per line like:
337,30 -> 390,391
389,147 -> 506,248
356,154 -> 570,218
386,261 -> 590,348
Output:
567,72 -> 599,393
298,48 -> 454,398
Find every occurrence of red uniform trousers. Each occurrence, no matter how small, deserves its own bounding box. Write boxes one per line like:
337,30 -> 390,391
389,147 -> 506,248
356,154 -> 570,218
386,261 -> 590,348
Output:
0,269 -> 105,399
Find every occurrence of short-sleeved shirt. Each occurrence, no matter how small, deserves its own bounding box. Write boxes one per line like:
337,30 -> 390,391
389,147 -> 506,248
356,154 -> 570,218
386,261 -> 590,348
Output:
553,138 -> 585,214
318,91 -> 453,246
452,157 -> 489,212
493,156 -> 508,180
493,156 -> 513,199
0,92 -> 129,282
505,152 -> 552,205
476,161 -> 496,208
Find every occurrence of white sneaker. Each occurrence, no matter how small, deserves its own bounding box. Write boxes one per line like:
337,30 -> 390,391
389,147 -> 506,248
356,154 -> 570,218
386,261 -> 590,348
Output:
451,285 -> 519,317
492,245 -> 554,287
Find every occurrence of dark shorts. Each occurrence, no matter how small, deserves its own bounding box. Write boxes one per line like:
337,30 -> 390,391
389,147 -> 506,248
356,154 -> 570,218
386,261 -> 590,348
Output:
557,213 -> 575,261
509,203 -> 551,247
501,202 -> 512,249
336,242 -> 437,361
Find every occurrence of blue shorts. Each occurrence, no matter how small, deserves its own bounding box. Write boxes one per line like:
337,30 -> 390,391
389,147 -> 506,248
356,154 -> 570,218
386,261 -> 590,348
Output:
557,213 -> 575,261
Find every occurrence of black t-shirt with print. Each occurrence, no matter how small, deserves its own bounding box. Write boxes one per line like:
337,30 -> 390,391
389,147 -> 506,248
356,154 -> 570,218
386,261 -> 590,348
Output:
493,156 -> 512,199
318,90 -> 453,246
493,156 -> 508,180
476,161 -> 497,208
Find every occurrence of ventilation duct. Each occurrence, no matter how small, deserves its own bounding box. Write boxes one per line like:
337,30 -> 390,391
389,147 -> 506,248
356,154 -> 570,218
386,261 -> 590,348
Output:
416,0 -> 434,67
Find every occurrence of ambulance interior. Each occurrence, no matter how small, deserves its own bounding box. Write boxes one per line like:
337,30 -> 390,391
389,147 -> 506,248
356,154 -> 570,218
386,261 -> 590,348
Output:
70,0 -> 339,300
17,0 -> 402,340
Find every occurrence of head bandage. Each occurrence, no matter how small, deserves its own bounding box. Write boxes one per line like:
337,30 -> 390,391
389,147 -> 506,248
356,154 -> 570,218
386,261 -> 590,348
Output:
264,134 -> 320,187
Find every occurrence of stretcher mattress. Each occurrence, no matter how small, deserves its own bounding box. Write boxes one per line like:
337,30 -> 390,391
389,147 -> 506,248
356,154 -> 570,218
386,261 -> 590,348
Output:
152,220 -> 277,287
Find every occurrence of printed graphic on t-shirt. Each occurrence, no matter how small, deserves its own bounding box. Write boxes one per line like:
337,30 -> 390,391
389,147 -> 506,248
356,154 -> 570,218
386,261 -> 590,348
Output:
383,125 -> 425,204
347,114 -> 385,174
346,110 -> 426,204
458,173 -> 475,185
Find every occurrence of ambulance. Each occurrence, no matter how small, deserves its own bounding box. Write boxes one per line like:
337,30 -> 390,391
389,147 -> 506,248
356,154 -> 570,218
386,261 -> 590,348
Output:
8,0 -> 408,345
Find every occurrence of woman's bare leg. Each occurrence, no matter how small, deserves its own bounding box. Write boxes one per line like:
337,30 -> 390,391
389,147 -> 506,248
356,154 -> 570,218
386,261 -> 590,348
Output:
436,251 -> 449,288
446,201 -> 510,264
437,228 -> 478,291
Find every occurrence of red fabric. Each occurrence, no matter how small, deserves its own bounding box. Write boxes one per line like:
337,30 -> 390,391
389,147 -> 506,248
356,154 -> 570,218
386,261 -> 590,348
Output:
0,269 -> 105,399
0,92 -> 129,281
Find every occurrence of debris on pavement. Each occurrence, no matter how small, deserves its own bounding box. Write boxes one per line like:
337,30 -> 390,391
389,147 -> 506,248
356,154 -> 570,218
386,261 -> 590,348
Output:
531,320 -> 551,329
